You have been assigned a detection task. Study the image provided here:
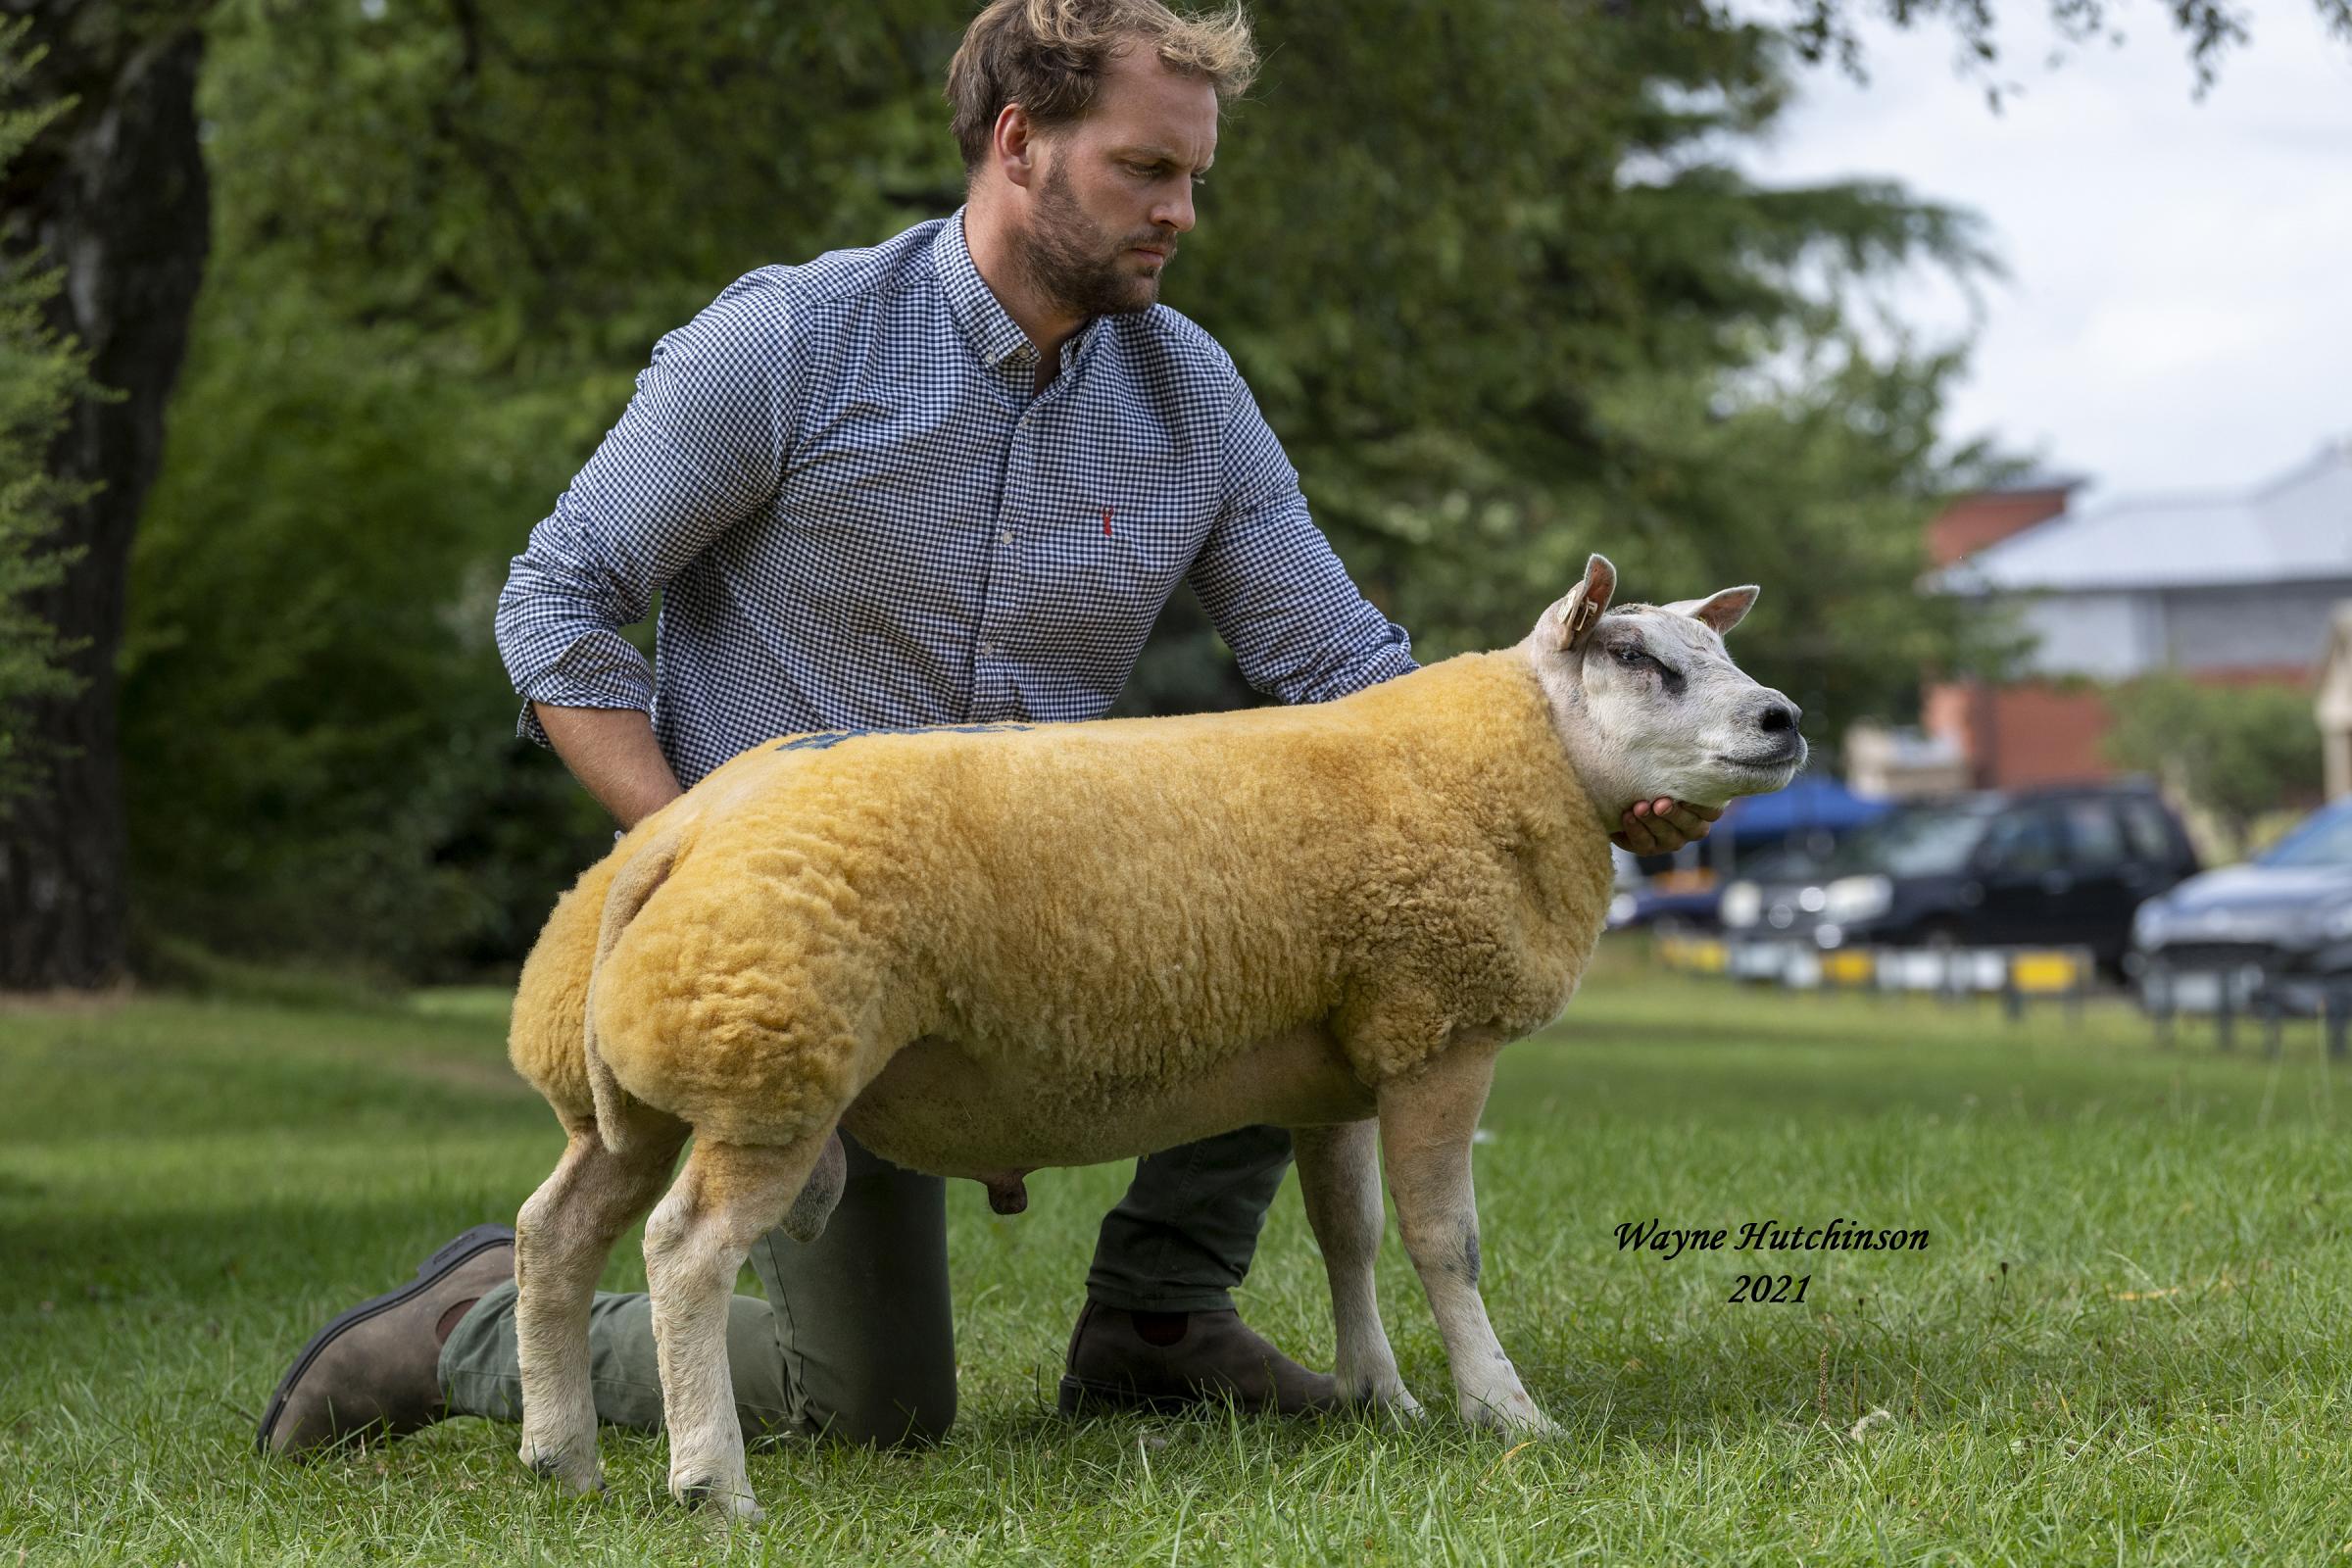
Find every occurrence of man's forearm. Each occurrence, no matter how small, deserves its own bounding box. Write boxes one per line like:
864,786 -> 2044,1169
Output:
532,703 -> 686,830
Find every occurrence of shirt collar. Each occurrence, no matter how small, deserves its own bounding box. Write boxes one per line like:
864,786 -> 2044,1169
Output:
933,207 -> 1108,380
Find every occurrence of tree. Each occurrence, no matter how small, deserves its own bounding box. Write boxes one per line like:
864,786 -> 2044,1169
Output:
0,18 -> 91,813
2103,674 -> 2325,858
0,1 -> 208,990
1771,0 -> 2352,92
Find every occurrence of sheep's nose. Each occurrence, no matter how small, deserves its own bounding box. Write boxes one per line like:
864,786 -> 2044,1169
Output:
1756,700 -> 1800,734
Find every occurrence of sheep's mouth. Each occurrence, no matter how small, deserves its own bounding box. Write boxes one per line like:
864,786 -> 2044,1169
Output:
1714,743 -> 1804,771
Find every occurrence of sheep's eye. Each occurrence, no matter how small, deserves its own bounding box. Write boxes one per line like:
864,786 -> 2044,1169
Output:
1612,644 -> 1649,667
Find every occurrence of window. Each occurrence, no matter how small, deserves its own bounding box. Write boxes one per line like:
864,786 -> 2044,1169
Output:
1824,804 -> 1998,878
2062,801 -> 2129,869
2118,799 -> 2178,863
1980,808 -> 2064,875
2258,801 -> 2352,868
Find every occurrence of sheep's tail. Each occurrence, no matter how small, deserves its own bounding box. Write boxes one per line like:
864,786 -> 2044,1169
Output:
583,827 -> 683,1156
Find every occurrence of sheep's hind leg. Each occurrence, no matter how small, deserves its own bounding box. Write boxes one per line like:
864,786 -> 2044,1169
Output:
1376,1042 -> 1555,1437
642,1129 -> 835,1520
514,1113 -> 687,1494
1292,1120 -> 1419,1419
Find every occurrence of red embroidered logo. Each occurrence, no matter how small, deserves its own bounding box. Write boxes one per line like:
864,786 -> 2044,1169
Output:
1102,507 -> 1114,537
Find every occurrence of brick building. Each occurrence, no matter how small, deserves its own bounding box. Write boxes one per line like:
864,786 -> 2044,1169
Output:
1919,442 -> 2352,790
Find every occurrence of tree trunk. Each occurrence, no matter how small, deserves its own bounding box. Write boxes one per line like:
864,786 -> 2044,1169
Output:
0,8 -> 209,990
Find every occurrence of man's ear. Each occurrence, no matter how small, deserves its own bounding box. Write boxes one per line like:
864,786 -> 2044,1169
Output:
994,103 -> 1038,190
1544,554 -> 1619,653
1662,585 -> 1758,637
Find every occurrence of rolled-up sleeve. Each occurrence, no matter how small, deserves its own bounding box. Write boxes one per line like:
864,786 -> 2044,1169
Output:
494,269 -> 800,746
1185,367 -> 1418,706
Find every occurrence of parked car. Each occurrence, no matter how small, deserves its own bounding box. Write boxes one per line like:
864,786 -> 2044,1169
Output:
1604,870 -> 1725,933
1607,842 -> 1834,934
1719,783 -> 2199,972
2127,795 -> 2352,1013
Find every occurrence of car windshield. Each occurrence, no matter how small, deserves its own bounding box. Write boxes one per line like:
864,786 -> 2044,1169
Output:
1821,805 -> 1997,878
1732,844 -> 1825,883
2257,804 -> 2352,868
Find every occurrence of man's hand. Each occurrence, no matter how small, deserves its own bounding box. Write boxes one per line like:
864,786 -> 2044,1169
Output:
1612,798 -> 1723,856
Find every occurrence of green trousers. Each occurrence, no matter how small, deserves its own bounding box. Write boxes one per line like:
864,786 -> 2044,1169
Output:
438,1123 -> 1292,1446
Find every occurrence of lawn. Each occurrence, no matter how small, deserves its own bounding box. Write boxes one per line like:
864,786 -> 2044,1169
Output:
5,947 -> 2350,1565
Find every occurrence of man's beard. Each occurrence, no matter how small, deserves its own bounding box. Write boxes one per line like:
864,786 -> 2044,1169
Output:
1013,158 -> 1170,320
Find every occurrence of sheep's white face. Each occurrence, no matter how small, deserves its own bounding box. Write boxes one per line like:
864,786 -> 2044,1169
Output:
1520,553 -> 1806,817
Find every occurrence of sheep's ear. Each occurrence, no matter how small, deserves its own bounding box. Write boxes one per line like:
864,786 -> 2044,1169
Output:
1663,585 -> 1758,637
1544,554 -> 1618,652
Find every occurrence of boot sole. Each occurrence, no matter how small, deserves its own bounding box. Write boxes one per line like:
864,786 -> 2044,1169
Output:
1056,1373 -> 1286,1418
254,1222 -> 515,1457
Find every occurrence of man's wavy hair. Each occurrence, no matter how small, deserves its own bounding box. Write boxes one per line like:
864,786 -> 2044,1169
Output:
946,0 -> 1259,173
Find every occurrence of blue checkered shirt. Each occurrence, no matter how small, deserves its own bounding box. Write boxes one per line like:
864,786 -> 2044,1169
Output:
493,209 -> 1418,788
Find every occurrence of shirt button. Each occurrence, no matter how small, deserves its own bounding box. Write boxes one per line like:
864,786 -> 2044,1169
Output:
979,642 -> 997,660
999,530 -> 1013,545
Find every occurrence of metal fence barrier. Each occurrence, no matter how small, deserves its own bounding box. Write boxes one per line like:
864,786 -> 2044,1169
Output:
1651,936 -> 2352,1058
2141,965 -> 2352,1057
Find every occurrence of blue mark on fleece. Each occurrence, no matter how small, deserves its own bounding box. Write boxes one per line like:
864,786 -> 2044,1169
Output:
776,722 -> 1037,753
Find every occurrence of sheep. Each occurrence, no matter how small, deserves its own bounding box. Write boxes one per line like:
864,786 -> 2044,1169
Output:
502,553 -> 1805,1519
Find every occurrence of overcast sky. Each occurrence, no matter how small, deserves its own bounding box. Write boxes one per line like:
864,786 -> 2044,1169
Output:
1737,3 -> 2352,501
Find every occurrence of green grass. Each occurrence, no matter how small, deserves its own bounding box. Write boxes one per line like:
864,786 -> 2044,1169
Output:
6,949 -> 2352,1564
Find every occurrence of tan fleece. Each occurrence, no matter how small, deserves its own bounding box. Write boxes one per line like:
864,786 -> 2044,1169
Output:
508,648 -> 1615,1164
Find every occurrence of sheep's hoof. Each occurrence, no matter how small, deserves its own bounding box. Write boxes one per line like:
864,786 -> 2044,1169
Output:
1460,1396 -> 1558,1439
675,1478 -> 764,1523
1342,1382 -> 1424,1424
520,1443 -> 604,1494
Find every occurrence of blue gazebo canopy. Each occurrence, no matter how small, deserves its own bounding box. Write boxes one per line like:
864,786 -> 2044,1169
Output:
1718,774 -> 1892,841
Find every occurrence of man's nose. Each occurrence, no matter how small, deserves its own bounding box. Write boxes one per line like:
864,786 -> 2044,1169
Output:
1152,182 -> 1195,234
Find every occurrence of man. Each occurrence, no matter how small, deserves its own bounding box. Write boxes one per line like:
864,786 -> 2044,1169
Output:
257,0 -> 1715,1460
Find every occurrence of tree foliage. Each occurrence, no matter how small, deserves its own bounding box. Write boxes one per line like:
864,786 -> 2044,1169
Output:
1771,0 -> 2352,94
2103,674 -> 2325,857
126,0 -> 2029,979
0,18 -> 94,814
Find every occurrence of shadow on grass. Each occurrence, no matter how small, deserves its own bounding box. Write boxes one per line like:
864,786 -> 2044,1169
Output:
2,1190 -> 543,1317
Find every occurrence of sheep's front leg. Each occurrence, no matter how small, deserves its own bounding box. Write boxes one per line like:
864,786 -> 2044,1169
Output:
1292,1121 -> 1420,1418
1376,1044 -> 1554,1436
642,1130 -> 835,1520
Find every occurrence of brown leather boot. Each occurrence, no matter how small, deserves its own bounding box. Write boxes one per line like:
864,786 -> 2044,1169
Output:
256,1223 -> 515,1458
1057,1300 -> 1343,1417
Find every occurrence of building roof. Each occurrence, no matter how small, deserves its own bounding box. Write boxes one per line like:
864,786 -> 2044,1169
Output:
1979,469 -> 2091,496
1933,440 -> 2352,594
